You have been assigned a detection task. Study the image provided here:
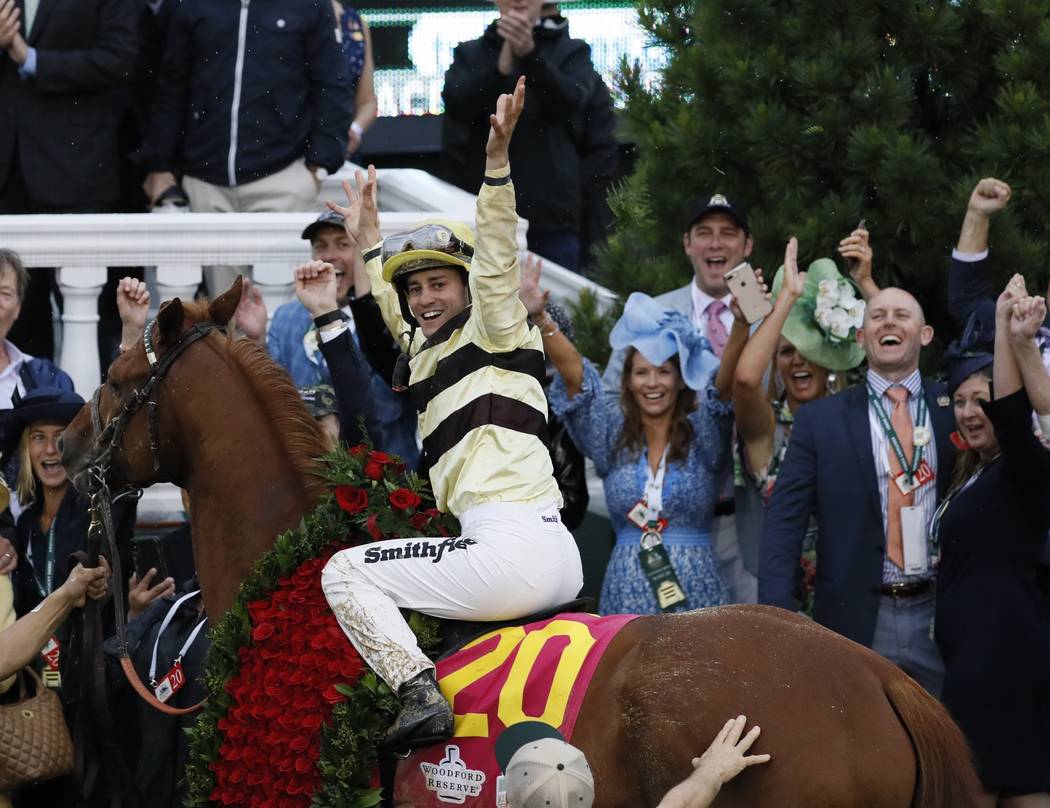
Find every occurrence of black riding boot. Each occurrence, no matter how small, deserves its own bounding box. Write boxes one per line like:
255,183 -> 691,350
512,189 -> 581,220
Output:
381,669 -> 453,752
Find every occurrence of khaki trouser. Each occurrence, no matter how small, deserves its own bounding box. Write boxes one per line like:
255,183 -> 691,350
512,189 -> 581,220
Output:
183,159 -> 321,296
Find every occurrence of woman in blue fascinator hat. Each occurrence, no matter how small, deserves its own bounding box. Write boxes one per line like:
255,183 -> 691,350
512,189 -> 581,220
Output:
520,261 -> 752,613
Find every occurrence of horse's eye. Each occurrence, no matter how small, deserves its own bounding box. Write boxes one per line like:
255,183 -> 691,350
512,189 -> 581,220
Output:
108,380 -> 121,394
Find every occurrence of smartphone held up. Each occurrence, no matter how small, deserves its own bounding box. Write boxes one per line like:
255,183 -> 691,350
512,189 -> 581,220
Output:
724,262 -> 772,324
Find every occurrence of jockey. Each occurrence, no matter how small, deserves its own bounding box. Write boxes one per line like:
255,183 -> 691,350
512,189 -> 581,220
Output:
321,77 -> 584,751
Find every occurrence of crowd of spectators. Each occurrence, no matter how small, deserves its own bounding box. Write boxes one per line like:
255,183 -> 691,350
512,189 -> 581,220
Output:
0,0 -> 1048,807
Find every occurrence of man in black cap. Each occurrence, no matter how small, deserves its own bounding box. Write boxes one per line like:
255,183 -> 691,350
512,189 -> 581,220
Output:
237,210 -> 419,467
602,193 -> 752,390
600,193 -> 755,604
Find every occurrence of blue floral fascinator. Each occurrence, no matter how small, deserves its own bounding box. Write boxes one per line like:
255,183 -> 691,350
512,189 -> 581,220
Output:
609,292 -> 720,391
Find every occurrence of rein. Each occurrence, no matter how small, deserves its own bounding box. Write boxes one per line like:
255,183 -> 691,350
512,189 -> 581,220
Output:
83,319 -> 220,717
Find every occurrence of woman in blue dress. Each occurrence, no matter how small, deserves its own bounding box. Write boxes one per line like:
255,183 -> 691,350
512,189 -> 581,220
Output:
520,263 -> 751,613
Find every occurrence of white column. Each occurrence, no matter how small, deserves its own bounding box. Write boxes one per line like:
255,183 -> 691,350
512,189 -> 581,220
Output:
252,263 -> 295,326
155,266 -> 203,307
57,267 -> 107,396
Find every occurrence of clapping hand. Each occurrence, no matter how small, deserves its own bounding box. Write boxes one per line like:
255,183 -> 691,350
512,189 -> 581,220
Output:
0,0 -> 20,50
518,253 -> 549,319
1010,295 -> 1048,342
496,9 -> 535,58
327,165 -> 381,248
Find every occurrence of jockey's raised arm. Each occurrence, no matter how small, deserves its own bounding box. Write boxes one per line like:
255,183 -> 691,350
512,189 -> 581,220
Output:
320,76 -> 584,753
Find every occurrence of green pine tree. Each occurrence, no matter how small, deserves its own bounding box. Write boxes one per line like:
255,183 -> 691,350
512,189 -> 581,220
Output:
573,0 -> 1050,367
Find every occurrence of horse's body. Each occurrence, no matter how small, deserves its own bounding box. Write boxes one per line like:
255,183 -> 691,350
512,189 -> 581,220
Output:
61,281 -> 981,807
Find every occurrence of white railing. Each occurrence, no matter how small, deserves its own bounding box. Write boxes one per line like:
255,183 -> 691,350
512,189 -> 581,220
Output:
0,166 -> 616,519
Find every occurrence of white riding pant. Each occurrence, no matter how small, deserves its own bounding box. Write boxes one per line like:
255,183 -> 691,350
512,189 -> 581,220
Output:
321,501 -> 583,691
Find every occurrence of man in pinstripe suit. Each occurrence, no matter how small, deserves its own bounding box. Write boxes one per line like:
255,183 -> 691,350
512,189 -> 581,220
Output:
759,287 -> 955,695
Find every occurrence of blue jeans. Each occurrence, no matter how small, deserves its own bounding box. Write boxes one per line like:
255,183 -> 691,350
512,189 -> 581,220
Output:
872,592 -> 945,697
527,232 -> 580,272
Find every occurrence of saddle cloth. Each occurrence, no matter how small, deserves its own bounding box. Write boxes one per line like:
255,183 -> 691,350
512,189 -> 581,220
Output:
394,612 -> 637,807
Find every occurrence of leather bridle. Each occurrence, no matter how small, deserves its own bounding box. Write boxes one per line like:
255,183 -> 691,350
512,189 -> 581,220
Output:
80,318 -> 221,718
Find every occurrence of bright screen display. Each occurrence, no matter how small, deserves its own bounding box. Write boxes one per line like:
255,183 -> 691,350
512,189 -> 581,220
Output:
358,1 -> 666,116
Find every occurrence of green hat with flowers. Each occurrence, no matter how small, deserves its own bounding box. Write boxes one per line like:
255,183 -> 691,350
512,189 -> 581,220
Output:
770,259 -> 866,371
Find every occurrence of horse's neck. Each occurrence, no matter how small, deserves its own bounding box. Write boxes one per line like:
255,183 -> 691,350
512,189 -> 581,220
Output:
186,409 -> 318,618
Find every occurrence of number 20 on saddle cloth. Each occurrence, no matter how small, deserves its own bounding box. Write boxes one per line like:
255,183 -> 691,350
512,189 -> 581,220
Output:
395,612 -> 637,806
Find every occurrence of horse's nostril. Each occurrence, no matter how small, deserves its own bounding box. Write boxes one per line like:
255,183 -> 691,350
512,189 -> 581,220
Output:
56,434 -> 64,456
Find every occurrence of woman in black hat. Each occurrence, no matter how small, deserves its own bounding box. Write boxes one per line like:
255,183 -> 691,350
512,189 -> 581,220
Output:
2,387 -> 92,619
3,386 -> 137,642
932,276 -> 1050,805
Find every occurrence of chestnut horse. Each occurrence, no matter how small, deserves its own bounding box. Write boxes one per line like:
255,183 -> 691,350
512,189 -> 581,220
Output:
61,280 -> 981,807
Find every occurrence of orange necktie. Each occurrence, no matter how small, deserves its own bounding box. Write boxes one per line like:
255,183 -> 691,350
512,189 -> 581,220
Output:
884,386 -> 914,569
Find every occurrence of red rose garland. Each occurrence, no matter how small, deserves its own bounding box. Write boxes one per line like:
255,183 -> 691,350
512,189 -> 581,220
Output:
209,550 -> 364,806
190,442 -> 458,808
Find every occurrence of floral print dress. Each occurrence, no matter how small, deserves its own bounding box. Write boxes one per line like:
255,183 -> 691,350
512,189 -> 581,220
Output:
550,360 -> 733,614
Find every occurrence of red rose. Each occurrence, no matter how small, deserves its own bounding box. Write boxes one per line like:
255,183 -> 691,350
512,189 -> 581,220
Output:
389,487 -> 422,512
252,623 -> 275,642
364,461 -> 384,480
334,485 -> 369,514
366,513 -> 383,540
410,513 -> 429,531
349,442 -> 368,457
368,450 -> 392,465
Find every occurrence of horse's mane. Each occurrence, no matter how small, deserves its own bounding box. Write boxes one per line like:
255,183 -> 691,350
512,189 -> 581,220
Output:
181,301 -> 330,503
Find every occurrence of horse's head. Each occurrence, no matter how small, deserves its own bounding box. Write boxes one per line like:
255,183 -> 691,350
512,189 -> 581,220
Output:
61,278 -> 244,494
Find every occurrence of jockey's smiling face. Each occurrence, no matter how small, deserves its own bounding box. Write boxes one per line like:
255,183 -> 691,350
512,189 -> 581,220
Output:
405,268 -> 470,338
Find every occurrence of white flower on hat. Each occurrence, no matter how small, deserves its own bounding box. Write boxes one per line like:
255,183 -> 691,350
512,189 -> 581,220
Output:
814,279 -> 865,343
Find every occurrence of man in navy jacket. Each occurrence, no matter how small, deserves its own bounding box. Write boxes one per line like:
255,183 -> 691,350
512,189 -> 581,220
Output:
140,0 -> 351,213
760,288 -> 956,695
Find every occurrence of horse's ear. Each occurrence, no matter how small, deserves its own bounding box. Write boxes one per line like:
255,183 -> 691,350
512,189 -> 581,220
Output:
156,298 -> 185,346
209,276 -> 244,328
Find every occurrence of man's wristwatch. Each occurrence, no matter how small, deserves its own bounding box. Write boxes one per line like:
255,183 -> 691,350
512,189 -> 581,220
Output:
313,310 -> 349,330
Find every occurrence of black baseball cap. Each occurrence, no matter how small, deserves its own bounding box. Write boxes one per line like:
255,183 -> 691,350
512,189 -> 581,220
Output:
301,209 -> 347,241
684,193 -> 749,234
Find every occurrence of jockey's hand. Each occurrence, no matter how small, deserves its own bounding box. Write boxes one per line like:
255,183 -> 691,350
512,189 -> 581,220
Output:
486,76 -> 525,171
117,276 -> 150,352
327,165 -> 381,249
295,261 -> 341,319
232,280 -> 267,345
128,568 -> 175,620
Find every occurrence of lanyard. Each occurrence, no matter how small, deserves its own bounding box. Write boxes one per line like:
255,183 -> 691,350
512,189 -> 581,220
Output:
28,521 -> 57,597
868,386 -> 927,483
930,454 -> 999,555
643,446 -> 670,526
149,590 -> 207,685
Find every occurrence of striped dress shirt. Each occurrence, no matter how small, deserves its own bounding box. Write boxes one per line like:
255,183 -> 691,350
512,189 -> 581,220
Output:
866,369 -> 938,584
